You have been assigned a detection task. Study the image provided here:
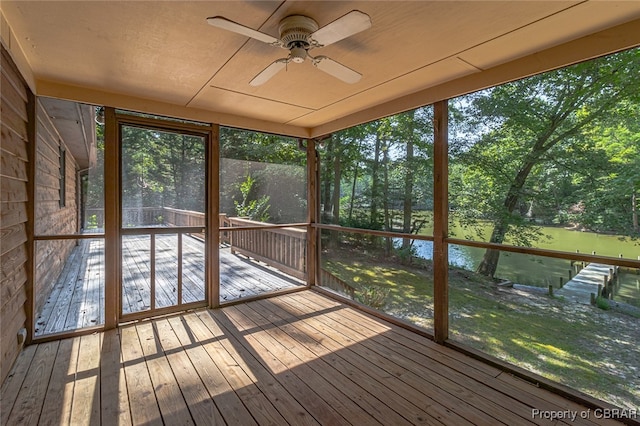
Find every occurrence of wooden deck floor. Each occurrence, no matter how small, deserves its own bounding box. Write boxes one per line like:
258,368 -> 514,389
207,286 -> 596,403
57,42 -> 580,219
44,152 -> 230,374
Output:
36,235 -> 303,336
4,291 -> 624,425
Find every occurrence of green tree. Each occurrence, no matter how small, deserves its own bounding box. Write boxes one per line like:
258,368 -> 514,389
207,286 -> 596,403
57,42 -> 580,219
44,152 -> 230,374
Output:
450,48 -> 640,277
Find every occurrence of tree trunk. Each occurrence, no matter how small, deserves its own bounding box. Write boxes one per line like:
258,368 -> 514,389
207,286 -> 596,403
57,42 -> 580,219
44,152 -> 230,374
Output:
322,140 -> 334,221
477,156 -> 538,277
633,191 -> 638,233
383,144 -> 392,256
370,133 -> 381,228
348,140 -> 362,222
348,163 -> 358,221
402,132 -> 415,250
330,139 -> 342,247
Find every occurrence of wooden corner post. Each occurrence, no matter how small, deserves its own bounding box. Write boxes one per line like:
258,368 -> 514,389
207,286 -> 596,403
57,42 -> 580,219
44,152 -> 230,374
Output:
208,124 -> 220,308
433,100 -> 449,344
103,107 -> 119,329
306,139 -> 318,287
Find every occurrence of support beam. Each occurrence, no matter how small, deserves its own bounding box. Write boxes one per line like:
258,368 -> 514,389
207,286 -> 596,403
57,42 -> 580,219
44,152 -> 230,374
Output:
103,107 -> 119,329
433,100 -> 449,344
26,88 -> 36,344
306,139 -> 318,286
208,124 -> 220,308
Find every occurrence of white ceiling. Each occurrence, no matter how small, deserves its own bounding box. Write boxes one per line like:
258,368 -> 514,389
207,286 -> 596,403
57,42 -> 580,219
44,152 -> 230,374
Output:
2,1 -> 640,138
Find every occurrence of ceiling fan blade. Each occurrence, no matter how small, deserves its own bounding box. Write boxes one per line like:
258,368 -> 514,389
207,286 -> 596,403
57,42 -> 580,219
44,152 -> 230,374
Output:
310,10 -> 371,47
207,16 -> 280,46
312,56 -> 362,84
250,59 -> 289,86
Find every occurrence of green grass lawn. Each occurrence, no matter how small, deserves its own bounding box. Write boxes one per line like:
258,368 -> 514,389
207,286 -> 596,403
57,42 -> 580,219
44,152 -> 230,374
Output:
322,247 -> 640,410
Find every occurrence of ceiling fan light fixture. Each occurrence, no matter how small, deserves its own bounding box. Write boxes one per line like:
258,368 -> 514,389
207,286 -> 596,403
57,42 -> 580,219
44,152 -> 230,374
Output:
208,10 -> 371,85
278,15 -> 318,48
290,45 -> 307,63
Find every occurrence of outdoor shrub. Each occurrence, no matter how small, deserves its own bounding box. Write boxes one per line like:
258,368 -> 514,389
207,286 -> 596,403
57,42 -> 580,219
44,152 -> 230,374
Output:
355,285 -> 390,309
595,296 -> 610,310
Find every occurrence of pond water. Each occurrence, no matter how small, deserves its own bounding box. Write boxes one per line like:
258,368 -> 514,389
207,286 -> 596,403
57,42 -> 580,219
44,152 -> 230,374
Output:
402,226 -> 640,305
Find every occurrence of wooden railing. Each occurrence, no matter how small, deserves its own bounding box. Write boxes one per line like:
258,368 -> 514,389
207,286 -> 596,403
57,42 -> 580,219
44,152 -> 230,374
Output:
87,207 -> 308,280
320,268 -> 356,298
163,207 -> 205,239
220,214 -> 307,280
163,207 -> 204,227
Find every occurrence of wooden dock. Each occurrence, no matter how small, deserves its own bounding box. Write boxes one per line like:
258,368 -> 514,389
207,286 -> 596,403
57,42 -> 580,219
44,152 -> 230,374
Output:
35,235 -> 303,336
556,263 -> 616,304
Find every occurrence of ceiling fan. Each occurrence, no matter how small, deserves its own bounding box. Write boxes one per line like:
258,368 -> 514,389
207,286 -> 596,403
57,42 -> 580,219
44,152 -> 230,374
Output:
207,11 -> 372,86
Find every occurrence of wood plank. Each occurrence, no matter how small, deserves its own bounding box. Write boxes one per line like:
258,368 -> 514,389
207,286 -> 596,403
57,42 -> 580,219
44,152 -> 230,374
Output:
1,244 -> 27,288
82,239 -> 104,328
215,305 -> 353,425
0,148 -> 28,181
297,292 -> 607,426
247,300 -> 411,425
1,97 -> 28,139
100,329 -> 132,426
36,243 -> 83,334
305,290 -> 504,377
0,223 -> 27,257
0,58 -> 28,103
69,333 -> 101,425
154,318 -> 226,425
1,293 -> 632,426
200,309 -> 320,426
0,289 -> 28,346
274,295 -> 532,425
182,312 -> 289,425
119,324 -> 163,426
5,340 -> 59,425
0,344 -> 37,425
497,372 -> 622,426
0,69 -> 28,118
0,177 -> 27,205
252,296 -> 455,425
38,337 -> 79,426
232,302 -> 388,426
136,321 -> 194,425
0,200 -> 28,230
167,314 -> 256,426
1,122 -> 28,161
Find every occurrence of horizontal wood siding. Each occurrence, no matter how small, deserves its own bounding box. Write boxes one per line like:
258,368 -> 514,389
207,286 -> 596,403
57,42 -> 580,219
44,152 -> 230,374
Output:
0,46 -> 30,384
33,100 -> 79,316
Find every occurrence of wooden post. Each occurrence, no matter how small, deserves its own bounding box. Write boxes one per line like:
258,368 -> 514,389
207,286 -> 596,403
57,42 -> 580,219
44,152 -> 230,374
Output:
590,293 -> 596,305
559,277 -> 563,288
306,138 -> 318,287
209,124 -> 220,308
433,100 -> 449,344
598,283 -> 603,298
25,89 -> 37,344
548,285 -> 553,296
104,107 -> 119,328
568,269 -> 572,280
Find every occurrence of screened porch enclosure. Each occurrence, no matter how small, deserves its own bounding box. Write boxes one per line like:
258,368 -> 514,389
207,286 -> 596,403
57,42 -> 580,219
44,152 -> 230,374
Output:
33,117 -> 309,337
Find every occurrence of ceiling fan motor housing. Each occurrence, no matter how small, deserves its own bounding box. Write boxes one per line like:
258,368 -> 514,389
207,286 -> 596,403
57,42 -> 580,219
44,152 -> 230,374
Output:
278,15 -> 319,62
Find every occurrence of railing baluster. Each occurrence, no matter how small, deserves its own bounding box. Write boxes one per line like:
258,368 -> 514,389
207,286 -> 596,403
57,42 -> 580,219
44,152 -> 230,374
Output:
178,232 -> 183,305
150,234 -> 156,310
